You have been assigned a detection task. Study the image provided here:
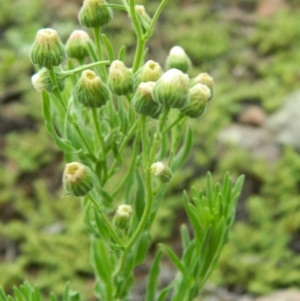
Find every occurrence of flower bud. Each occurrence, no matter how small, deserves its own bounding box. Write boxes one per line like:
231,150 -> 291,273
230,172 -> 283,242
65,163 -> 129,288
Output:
132,82 -> 162,119
108,60 -> 134,96
78,0 -> 112,28
65,30 -> 91,61
74,70 -> 109,108
152,69 -> 190,109
190,72 -> 214,100
63,162 -> 94,196
180,84 -> 211,118
135,5 -> 152,30
30,28 -> 65,68
113,204 -> 133,230
31,67 -> 65,93
150,162 -> 173,183
136,60 -> 162,85
165,46 -> 191,73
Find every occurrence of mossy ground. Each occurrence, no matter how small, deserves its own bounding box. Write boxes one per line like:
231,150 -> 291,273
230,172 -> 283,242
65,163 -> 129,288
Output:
1,0 -> 300,298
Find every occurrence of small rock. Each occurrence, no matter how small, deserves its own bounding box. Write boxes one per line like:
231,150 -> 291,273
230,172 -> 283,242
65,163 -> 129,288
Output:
256,0 -> 286,17
238,106 -> 267,127
218,124 -> 280,164
266,90 -> 300,151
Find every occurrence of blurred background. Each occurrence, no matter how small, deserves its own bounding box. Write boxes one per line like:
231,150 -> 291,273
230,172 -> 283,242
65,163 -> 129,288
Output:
1,0 -> 300,300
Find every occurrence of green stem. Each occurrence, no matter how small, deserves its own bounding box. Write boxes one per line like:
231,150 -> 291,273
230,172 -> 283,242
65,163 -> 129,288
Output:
72,122 -> 96,161
87,41 -> 98,62
159,105 -> 171,133
93,28 -> 107,80
62,60 -> 110,76
105,120 -> 139,180
47,68 -> 67,112
88,195 -> 125,248
121,0 -> 129,11
125,108 -> 170,250
111,134 -> 140,197
129,0 -> 145,72
125,116 -> 152,250
91,109 -> 107,179
144,0 -> 170,40
162,114 -> 185,135
105,3 -> 127,11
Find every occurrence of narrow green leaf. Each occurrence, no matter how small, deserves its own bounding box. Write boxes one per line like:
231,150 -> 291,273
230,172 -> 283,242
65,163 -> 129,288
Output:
93,240 -> 113,284
172,280 -> 189,301
157,130 -> 168,160
101,34 -> 115,62
94,210 -> 111,241
134,232 -> 150,265
183,192 -> 203,238
180,224 -> 190,251
99,188 -> 113,207
146,250 -> 163,301
33,287 -> 41,301
134,169 -> 145,222
7,296 -> 14,301
69,291 -> 80,301
0,287 -> 7,301
112,140 -> 123,164
42,91 -> 74,153
118,99 -> 129,133
171,125 -> 193,170
206,172 -> 214,208
156,287 -> 172,301
122,250 -> 136,277
186,203 -> 203,237
12,287 -> 23,301
63,282 -> 70,301
21,282 -> 31,301
231,175 -> 245,204
50,292 -> 58,301
159,244 -> 188,282
118,45 -> 126,61
183,240 -> 196,272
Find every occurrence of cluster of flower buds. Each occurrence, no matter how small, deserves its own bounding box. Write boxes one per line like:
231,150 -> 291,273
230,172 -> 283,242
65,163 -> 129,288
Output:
29,7 -> 214,118
129,46 -> 214,119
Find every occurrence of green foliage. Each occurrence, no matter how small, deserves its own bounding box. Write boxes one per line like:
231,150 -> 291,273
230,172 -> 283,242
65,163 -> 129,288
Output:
2,0 -> 300,299
213,148 -> 300,294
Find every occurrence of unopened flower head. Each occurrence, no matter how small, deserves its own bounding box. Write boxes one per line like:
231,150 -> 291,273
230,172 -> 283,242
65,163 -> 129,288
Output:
63,162 -> 94,196
31,67 -> 65,93
132,82 -> 162,119
152,68 -> 190,109
75,69 -> 109,108
108,60 -> 134,96
165,46 -> 192,73
180,83 -> 211,118
114,204 -> 133,230
30,28 -> 65,68
65,30 -> 91,61
190,72 -> 214,100
150,162 -> 173,183
135,5 -> 151,30
137,60 -> 162,84
78,0 -> 113,28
